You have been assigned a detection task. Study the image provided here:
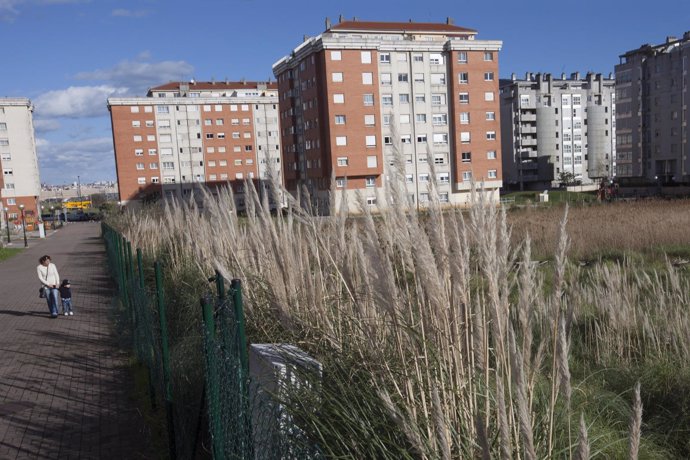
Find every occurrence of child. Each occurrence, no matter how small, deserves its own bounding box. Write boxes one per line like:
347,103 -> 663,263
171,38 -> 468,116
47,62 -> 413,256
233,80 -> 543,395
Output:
59,279 -> 74,316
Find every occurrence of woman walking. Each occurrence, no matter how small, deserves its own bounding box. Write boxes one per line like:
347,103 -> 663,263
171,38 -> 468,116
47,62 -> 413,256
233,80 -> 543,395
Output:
37,255 -> 60,318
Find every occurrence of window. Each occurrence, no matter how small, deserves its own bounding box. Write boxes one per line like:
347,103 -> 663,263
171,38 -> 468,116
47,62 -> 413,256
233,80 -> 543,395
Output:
130,106 -> 140,113
431,73 -> 446,85
412,73 -> 425,83
145,120 -> 154,127
460,112 -> 470,124
4,183 -> 14,190
458,72 -> 469,84
149,162 -> 158,169
2,168 -> 12,175
147,135 -> 155,141
460,132 -> 471,143
161,148 -> 173,156
462,171 -> 472,181
234,159 -> 243,166
487,150 -> 497,160
241,104 -> 249,111
362,72 -> 373,85
216,119 -> 224,126
365,176 -> 376,187
432,114 -> 447,125
366,196 -> 377,206
335,115 -> 346,125
484,52 -> 493,61
364,115 -> 375,126
337,157 -> 349,166
336,136 -> 347,146
486,111 -> 496,121
131,120 -> 141,127
398,73 -> 409,82
419,173 -> 429,183
484,72 -> 494,81
232,132 -> 240,139
461,152 -> 471,162
206,133 -> 214,139
383,114 -> 391,126
486,131 -> 496,140
458,51 -> 467,63
433,133 -> 448,145
218,133 -> 226,139
363,94 -> 374,106
399,94 -> 410,104
332,72 -> 343,82
159,134 -> 172,142
416,114 -> 427,123
382,94 -> 393,106
156,106 -> 169,114
417,134 -> 427,143
384,136 -> 393,145
400,114 -> 410,124
133,135 -> 142,142
380,52 -> 390,63
0,153 -> 10,161
331,51 -> 342,61
420,193 -> 429,203
488,169 -> 497,179
413,54 -> 424,62
367,156 -> 377,168
361,51 -> 372,64
336,177 -> 346,188
401,135 -> 411,144
365,135 -> 376,147
432,94 -> 446,105
137,177 -> 146,184
484,92 -> 495,102
245,145 -> 253,151
204,119 -> 212,126
459,93 -> 469,104
415,94 -> 426,103
134,149 -> 144,156
219,160 -> 228,166
381,73 -> 392,85
429,53 -> 444,65
405,174 -> 414,183
439,193 -> 449,203
397,53 -> 408,62
333,94 -> 344,104
438,172 -> 450,183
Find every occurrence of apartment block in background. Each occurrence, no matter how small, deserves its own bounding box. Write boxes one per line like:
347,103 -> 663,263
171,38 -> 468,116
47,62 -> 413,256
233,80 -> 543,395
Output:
272,18 -> 502,213
500,72 -> 616,190
108,81 -> 282,207
0,98 -> 41,230
615,32 -> 690,184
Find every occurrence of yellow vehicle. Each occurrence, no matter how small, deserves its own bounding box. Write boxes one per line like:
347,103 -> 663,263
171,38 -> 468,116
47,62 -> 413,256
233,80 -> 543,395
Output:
63,200 -> 92,210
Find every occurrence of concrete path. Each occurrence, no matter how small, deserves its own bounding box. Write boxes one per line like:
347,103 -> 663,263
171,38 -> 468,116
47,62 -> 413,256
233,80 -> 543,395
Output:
0,222 -> 151,459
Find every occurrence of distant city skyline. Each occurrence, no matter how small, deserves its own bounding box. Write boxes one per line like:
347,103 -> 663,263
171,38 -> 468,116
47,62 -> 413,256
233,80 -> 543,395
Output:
1,0 -> 688,183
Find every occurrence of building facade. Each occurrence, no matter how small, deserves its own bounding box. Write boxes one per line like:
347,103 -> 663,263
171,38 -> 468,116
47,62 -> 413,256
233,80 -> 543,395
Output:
272,18 -> 503,213
108,81 -> 282,206
615,32 -> 690,184
500,72 -> 616,190
0,98 -> 41,231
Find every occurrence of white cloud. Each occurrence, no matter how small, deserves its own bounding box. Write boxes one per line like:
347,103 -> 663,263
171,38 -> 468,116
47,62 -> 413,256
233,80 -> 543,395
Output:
33,118 -> 61,133
112,8 -> 149,18
1,0 -> 88,20
75,57 -> 194,94
36,136 -> 115,183
34,85 -> 128,118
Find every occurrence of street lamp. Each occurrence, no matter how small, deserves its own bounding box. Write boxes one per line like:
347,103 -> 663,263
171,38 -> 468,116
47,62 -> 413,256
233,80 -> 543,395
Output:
18,204 -> 27,247
3,207 -> 9,244
50,206 -> 55,230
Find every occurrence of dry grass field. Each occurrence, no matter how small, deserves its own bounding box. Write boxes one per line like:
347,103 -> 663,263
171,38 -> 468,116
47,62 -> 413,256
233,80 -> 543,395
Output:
112,186 -> 690,459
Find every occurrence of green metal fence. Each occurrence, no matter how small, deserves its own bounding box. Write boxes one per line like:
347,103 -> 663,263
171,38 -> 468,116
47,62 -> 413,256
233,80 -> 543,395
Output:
102,223 -> 322,459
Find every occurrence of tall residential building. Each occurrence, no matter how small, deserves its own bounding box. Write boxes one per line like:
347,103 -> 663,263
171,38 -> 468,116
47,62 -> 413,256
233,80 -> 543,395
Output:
615,32 -> 690,184
272,18 -> 502,213
108,81 -> 282,206
500,72 -> 616,190
0,98 -> 41,230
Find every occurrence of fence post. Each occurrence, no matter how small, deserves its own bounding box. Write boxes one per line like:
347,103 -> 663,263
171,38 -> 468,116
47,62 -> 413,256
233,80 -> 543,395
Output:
201,294 -> 224,459
126,241 -> 137,346
231,278 -> 253,458
155,261 -> 177,460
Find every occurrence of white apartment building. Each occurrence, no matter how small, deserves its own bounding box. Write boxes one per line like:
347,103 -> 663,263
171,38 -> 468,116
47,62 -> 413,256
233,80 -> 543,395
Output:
0,98 -> 41,231
500,72 -> 616,190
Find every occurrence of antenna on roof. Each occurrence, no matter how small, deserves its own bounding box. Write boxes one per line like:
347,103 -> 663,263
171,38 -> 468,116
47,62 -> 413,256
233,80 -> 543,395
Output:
338,14 -> 343,23
352,16 -> 358,21
446,17 -> 454,25
409,18 -> 413,23
325,17 -> 331,29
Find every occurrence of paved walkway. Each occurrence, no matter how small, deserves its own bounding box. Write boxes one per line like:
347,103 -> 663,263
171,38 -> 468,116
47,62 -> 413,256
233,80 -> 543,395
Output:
0,222 -> 151,459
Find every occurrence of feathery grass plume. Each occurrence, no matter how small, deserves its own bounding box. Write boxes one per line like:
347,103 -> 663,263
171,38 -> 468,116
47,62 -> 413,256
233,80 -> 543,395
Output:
629,382 -> 642,460
474,412 -> 491,460
508,326 -> 536,460
576,413 -> 590,460
431,385 -> 451,460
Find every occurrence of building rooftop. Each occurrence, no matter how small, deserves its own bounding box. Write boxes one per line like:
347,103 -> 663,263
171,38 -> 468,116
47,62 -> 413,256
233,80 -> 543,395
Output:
149,81 -> 278,92
327,20 -> 476,35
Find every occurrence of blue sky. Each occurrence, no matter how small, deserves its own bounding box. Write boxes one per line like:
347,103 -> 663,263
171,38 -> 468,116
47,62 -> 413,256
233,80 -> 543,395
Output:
1,0 -> 688,184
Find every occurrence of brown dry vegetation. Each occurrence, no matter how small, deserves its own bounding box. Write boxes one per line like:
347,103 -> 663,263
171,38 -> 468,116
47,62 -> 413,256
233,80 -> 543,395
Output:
508,199 -> 690,260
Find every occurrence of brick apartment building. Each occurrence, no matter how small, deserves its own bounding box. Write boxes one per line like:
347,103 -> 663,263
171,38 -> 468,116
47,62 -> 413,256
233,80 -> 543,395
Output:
0,98 -> 41,231
615,32 -> 690,184
108,81 -> 282,207
272,18 -> 503,213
